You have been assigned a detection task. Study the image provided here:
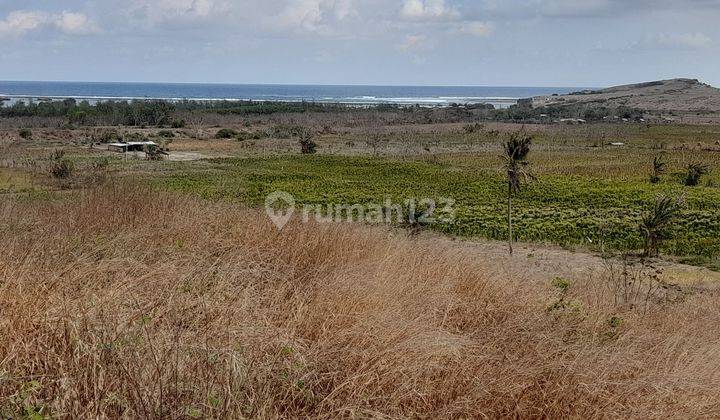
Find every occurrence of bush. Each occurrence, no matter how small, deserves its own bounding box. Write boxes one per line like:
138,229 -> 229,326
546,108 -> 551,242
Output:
97,129 -> 122,143
171,119 -> 186,128
125,132 -> 149,142
299,129 -> 317,155
269,124 -> 304,139
156,130 -> 176,138
463,123 -> 485,134
685,163 -> 710,186
144,144 -> 167,161
67,111 -> 88,126
19,129 -> 32,140
236,131 -> 268,141
215,128 -> 239,139
49,150 -> 75,179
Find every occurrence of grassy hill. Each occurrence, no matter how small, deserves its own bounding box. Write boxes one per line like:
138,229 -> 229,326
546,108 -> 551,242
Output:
533,78 -> 720,114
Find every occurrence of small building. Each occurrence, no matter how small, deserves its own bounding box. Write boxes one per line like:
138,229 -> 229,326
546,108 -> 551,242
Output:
107,141 -> 157,153
558,118 -> 587,125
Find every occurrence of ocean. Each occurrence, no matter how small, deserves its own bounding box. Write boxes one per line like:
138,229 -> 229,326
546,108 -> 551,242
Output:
0,81 -> 583,108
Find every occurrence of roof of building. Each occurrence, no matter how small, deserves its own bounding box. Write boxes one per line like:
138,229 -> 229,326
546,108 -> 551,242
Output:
107,141 -> 157,147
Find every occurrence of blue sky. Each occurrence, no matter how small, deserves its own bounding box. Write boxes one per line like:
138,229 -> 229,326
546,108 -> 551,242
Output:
1,0 -> 719,87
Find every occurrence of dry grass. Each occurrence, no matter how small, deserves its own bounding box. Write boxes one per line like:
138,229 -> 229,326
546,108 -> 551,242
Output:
1,184 -> 719,418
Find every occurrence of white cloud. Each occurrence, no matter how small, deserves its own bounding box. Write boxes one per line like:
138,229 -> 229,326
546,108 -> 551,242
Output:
125,0 -> 229,26
460,21 -> 493,37
272,0 -> 356,35
0,10 -> 100,38
55,12 -> 101,35
0,10 -> 48,38
400,0 -> 460,22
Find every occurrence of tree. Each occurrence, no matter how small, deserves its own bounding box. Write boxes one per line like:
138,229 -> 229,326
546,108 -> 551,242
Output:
502,131 -> 534,255
650,155 -> 666,184
640,194 -> 685,257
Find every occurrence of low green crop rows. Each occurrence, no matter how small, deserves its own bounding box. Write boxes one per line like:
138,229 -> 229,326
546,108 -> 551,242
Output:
153,155 -> 720,262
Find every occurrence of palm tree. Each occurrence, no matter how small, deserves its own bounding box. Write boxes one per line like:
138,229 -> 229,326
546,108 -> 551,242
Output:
650,155 -> 666,184
684,163 -> 710,186
502,131 -> 534,255
641,194 -> 685,257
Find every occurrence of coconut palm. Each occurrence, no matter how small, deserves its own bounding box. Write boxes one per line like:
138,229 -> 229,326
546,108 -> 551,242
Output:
502,131 -> 534,255
650,155 -> 666,184
684,163 -> 710,186
641,194 -> 685,257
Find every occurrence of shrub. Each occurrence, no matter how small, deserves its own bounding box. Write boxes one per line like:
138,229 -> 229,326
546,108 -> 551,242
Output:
684,163 -> 710,186
215,128 -> 239,139
270,124 -> 304,139
463,123 -> 485,134
67,111 -> 88,126
144,144 -> 167,161
125,132 -> 149,142
298,129 -> 317,155
156,130 -> 175,138
171,119 -> 186,128
97,129 -> 123,143
49,149 -> 74,179
236,131 -> 267,141
551,277 -> 571,293
19,129 -> 32,140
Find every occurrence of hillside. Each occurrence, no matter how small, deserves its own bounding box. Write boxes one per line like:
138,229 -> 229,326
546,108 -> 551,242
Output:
533,78 -> 720,113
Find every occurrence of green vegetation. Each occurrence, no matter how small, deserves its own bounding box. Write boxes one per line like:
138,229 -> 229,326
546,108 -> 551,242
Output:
650,155 -> 666,184
156,130 -> 175,138
640,194 -> 685,257
152,154 -> 720,264
298,129 -> 317,154
685,163 -> 710,186
0,96 -> 650,129
215,128 -> 239,139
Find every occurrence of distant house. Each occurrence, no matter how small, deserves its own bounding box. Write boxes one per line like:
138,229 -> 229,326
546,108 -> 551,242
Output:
107,141 -> 157,153
558,118 -> 587,125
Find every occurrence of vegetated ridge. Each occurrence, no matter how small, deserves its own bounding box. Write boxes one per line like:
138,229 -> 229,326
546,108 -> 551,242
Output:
533,78 -> 720,113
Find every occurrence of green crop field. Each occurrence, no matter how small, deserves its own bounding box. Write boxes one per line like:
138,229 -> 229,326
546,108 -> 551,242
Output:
151,150 -> 720,269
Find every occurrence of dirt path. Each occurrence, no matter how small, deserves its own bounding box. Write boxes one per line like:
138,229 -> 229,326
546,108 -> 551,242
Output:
425,233 -> 720,289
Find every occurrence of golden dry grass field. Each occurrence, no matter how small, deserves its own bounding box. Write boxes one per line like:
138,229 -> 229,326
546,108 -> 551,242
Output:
1,185 -> 720,418
1,117 -> 720,418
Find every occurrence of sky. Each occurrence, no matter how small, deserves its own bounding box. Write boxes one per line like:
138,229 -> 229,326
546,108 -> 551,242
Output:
0,0 -> 719,87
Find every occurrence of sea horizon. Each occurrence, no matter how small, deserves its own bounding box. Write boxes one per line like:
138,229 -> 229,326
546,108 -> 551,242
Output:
0,80 -> 588,107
